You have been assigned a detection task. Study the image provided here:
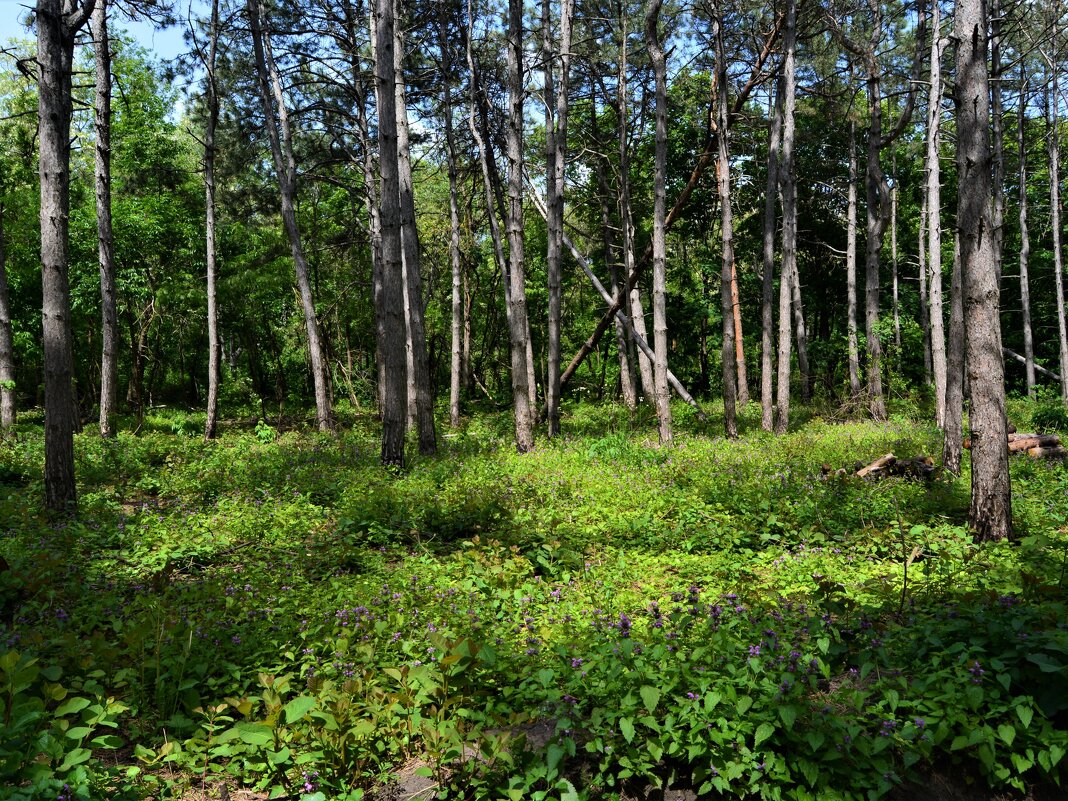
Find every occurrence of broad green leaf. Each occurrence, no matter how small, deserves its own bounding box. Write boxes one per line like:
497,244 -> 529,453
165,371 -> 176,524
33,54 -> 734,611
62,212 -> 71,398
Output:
754,722 -> 775,747
284,696 -> 316,724
54,697 -> 91,717
778,705 -> 797,730
619,717 -> 635,744
1016,705 -> 1033,729
640,686 -> 661,714
997,724 -> 1016,746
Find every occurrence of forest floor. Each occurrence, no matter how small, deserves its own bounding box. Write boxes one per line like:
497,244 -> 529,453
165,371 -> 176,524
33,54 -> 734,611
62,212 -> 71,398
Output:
1,399 -> 1067,800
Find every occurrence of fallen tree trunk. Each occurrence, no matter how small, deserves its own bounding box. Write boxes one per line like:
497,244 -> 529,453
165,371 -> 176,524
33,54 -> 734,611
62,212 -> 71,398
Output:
1027,445 -> 1067,459
857,453 -> 896,478
1007,434 -> 1061,452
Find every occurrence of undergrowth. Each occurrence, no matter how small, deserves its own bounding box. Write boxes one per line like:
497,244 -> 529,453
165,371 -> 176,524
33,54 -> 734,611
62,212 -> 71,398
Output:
0,400 -> 1066,800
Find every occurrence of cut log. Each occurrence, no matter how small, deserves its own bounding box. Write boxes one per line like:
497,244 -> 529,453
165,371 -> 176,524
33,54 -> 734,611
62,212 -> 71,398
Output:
1008,434 -> 1061,452
857,453 -> 896,478
1027,446 -> 1067,459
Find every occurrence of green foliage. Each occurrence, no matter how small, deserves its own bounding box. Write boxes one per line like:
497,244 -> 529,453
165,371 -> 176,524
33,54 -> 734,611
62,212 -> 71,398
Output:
1,406 -> 1067,799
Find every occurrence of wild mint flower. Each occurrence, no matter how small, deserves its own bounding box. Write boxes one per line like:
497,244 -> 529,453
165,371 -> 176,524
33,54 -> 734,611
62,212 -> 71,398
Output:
969,660 -> 985,684
748,645 -> 761,657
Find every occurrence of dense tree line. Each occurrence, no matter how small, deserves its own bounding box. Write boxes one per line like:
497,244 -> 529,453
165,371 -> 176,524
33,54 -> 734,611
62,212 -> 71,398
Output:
1,0 -> 1066,539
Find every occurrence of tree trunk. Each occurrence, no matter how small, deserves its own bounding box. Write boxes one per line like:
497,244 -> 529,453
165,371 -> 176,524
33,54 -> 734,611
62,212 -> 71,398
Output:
92,0 -> 118,439
442,9 -> 463,427
393,5 -> 436,455
1049,76 -> 1068,402
714,8 -> 737,437
864,63 -> 888,421
1018,66 -> 1035,396
202,0 -> 221,440
775,0 -> 798,435
646,0 -> 672,446
0,195 -> 14,430
506,0 -> 535,451
846,117 -> 862,395
891,152 -> 900,351
247,0 -> 332,431
39,0 -> 93,511
373,0 -> 407,466
956,0 -> 1011,540
926,9 -> 947,426
942,234 -> 964,473
918,143 -> 932,386
990,0 -> 1005,284
760,73 -> 782,432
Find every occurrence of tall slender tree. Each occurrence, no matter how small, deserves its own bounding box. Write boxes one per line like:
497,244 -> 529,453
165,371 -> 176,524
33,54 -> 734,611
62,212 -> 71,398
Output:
714,2 -> 737,437
760,72 -> 783,431
38,0 -> 95,510
1018,65 -> 1036,396
0,187 -> 13,430
775,0 -> 798,435
955,0 -> 1011,539
926,2 -> 947,426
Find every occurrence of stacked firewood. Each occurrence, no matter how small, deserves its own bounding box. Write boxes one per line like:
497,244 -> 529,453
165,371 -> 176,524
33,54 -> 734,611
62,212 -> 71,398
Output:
963,432 -> 1066,460
821,453 -> 938,481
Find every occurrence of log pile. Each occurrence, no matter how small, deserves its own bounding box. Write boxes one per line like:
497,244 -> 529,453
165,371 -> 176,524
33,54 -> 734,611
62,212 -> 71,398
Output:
963,432 -> 1066,460
821,453 -> 938,481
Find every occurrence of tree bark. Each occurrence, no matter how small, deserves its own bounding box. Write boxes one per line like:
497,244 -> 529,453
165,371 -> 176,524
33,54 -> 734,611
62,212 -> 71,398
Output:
646,0 -> 672,446
506,0 -> 535,451
775,0 -> 797,435
990,0 -> 1005,284
891,153 -> 900,351
714,9 -> 737,437
942,234 -> 964,472
846,116 -> 862,395
955,0 -> 1011,540
760,73 -> 782,432
39,0 -> 94,511
0,195 -> 14,430
92,0 -> 118,439
393,4 -> 436,454
201,0 -> 221,440
1018,66 -> 1035,396
247,0 -> 332,431
373,0 -> 407,466
926,9 -> 947,426
441,9 -> 463,427
1048,75 -> 1068,402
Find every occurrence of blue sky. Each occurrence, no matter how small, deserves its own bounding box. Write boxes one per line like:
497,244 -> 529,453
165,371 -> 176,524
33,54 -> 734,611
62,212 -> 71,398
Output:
0,0 -> 191,62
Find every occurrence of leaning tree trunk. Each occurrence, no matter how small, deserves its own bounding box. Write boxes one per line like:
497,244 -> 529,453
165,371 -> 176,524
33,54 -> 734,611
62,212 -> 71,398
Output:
248,0 -> 332,431
926,10 -> 947,426
714,7 -> 738,438
92,0 -> 118,439
846,117 -> 862,395
760,73 -> 783,432
1049,76 -> 1068,402
775,0 -> 798,435
393,5 -> 436,455
505,0 -> 535,451
373,0 -> 408,466
956,0 -> 1011,540
39,0 -> 93,511
646,0 -> 673,446
202,0 -> 221,440
1018,66 -> 1036,396
0,195 -> 14,430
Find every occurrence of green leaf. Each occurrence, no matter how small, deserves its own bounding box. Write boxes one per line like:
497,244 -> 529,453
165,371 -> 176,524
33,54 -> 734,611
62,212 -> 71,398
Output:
547,743 -> 565,776
640,685 -> 661,714
736,695 -> 753,715
1011,752 -> 1034,774
64,726 -> 91,740
1026,654 -> 1065,673
236,722 -> 275,745
268,747 -> 292,765
414,766 -> 435,778
1050,744 -> 1066,768
997,724 -> 1016,746
619,717 -> 635,744
817,637 -> 829,654
886,689 -> 899,712
57,747 -> 92,772
704,691 -> 722,712
284,696 -> 316,724
1017,705 -> 1034,729
778,705 -> 797,730
54,697 -> 91,717
805,731 -> 825,752
754,722 -> 775,747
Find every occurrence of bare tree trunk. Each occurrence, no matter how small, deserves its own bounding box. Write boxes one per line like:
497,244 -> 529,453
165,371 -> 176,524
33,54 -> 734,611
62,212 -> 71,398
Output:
943,234 -> 964,472
991,0 -> 1005,284
92,0 -> 118,439
927,9 -> 947,426
247,0 -> 332,430
775,0 -> 798,435
393,5 -> 436,454
789,257 -> 810,402
846,117 -> 862,395
863,63 -> 889,421
506,0 -> 535,451
39,0 -> 93,511
714,7 -> 737,437
891,152 -> 900,351
1049,76 -> 1068,402
0,195 -> 14,430
1019,66 -> 1036,396
441,10 -> 463,427
918,152 -> 932,385
374,0 -> 407,466
956,0 -> 1011,540
646,0 -> 672,445
200,0 -> 221,440
760,74 -> 782,432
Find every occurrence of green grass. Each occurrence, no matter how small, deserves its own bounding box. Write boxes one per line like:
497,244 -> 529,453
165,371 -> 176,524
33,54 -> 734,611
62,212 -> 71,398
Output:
1,401 -> 1066,800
